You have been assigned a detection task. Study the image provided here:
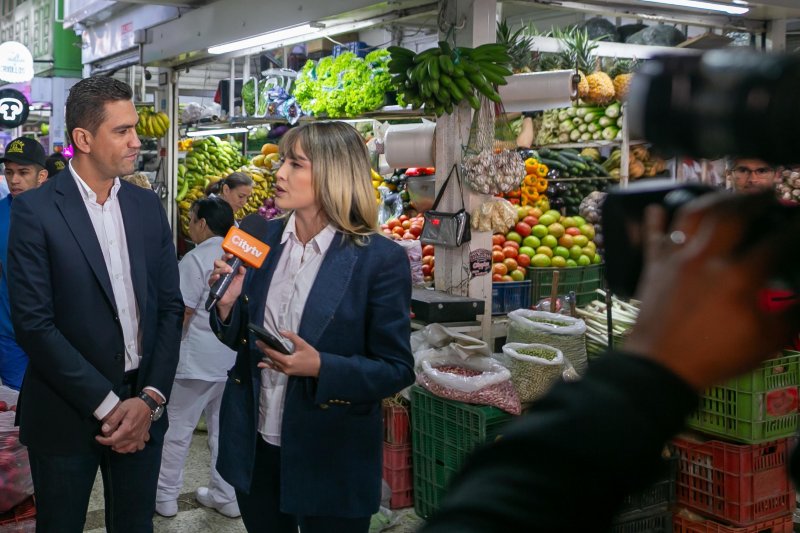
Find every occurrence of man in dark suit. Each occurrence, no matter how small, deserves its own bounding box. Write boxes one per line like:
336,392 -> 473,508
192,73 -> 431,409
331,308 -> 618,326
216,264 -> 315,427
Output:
7,76 -> 183,532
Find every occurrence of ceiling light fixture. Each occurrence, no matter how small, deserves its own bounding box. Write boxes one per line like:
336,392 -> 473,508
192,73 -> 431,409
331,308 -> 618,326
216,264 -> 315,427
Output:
208,24 -> 316,55
640,0 -> 749,15
185,127 -> 249,137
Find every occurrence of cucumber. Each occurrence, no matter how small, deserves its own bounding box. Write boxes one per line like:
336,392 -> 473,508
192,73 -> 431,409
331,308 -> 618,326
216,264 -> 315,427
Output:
558,151 -> 587,163
591,163 -> 610,177
539,157 -> 567,171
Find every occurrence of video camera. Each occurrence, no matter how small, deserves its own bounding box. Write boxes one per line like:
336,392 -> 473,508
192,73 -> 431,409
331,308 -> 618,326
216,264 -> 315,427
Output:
603,49 -> 800,297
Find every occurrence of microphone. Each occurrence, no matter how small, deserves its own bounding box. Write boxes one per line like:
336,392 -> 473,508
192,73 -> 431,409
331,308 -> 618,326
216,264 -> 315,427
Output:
205,215 -> 271,311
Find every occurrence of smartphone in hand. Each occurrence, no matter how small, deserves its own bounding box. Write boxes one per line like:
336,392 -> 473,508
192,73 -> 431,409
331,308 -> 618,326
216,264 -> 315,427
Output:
247,323 -> 294,355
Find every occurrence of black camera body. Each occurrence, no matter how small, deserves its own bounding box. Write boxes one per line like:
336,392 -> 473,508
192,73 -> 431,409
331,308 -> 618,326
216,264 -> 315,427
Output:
605,49 -> 800,297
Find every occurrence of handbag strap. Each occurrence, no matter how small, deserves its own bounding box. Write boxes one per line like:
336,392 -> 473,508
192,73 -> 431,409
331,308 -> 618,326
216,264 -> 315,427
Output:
430,164 -> 466,211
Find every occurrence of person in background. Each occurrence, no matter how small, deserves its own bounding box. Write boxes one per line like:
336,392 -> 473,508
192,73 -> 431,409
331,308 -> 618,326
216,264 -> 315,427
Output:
45,152 -> 68,179
205,171 -> 253,220
7,76 -> 183,533
418,192 -> 800,533
727,157 -> 780,193
155,197 -> 240,519
208,121 -> 414,533
0,137 -> 48,390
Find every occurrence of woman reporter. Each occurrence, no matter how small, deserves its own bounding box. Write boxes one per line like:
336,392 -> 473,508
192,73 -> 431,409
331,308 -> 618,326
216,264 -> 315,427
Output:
208,121 -> 414,533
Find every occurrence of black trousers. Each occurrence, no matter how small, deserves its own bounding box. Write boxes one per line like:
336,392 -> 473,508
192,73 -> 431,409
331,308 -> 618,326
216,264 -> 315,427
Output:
236,437 -> 371,533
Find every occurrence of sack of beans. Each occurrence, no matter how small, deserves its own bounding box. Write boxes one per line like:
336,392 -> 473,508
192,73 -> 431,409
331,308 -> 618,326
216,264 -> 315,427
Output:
417,354 -> 521,415
501,343 -> 566,403
0,386 -> 32,513
506,310 -> 588,375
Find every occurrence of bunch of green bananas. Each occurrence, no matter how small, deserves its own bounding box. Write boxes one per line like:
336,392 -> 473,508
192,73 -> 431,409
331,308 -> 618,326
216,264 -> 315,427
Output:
388,42 -> 512,116
177,136 -> 250,201
136,108 -> 170,138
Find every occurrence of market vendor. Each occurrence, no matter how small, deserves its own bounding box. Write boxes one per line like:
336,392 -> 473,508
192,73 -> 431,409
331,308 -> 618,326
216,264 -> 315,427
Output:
208,121 -> 414,533
205,171 -> 254,220
419,192 -> 800,533
727,157 -> 780,193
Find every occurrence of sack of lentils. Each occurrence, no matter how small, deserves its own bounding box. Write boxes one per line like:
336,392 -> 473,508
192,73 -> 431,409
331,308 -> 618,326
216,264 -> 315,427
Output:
506,310 -> 588,375
501,343 -> 565,403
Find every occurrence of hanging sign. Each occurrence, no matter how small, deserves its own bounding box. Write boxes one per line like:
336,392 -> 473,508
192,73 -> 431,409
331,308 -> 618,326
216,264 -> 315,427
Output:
0,89 -> 30,128
0,42 -> 34,83
469,249 -> 492,278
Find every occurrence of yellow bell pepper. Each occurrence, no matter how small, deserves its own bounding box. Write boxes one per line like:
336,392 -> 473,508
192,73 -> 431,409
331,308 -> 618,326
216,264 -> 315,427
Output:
524,158 -> 539,175
536,163 -> 549,178
535,177 -> 548,193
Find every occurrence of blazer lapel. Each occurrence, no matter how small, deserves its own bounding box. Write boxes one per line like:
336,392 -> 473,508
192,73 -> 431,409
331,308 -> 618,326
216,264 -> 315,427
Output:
54,175 -> 116,311
118,187 -> 147,313
298,233 -> 358,347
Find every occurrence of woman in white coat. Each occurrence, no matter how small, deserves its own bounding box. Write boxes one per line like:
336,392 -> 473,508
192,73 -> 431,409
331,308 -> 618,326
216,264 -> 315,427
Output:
155,197 -> 240,518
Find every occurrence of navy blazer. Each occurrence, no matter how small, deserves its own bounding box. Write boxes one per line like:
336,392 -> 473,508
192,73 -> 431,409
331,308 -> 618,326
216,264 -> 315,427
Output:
212,218 -> 414,518
7,170 -> 183,454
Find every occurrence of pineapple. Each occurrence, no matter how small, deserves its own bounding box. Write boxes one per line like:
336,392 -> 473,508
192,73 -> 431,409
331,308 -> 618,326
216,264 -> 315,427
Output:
609,59 -> 640,101
497,20 -> 535,73
555,28 -> 614,104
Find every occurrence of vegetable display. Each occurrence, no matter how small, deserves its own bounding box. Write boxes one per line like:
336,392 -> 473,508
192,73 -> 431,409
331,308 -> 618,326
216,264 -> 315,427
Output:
136,107 -> 170,138
777,169 -> 800,202
293,50 -> 394,118
536,102 -> 622,146
577,291 -> 639,357
387,42 -> 512,116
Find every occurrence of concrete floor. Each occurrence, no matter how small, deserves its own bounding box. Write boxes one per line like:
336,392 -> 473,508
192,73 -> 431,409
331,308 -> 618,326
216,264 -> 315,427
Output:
82,429 -> 424,532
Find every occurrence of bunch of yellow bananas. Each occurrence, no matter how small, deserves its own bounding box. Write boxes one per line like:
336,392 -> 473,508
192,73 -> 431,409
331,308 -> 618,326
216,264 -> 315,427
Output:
136,108 -> 170,138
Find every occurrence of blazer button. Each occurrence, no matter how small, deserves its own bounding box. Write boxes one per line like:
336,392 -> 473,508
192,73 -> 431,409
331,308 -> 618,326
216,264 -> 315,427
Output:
243,295 -> 249,304
114,353 -> 123,361
319,403 -> 329,410
241,338 -> 248,346
113,316 -> 120,323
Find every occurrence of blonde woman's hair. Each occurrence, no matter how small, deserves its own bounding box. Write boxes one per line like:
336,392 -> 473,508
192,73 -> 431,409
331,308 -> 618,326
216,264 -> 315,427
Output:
279,122 -> 378,243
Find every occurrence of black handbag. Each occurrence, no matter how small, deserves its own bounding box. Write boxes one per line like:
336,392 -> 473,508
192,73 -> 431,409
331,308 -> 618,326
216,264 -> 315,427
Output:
421,165 -> 471,248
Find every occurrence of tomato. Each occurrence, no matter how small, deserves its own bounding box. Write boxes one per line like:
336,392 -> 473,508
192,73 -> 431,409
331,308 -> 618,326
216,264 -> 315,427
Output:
503,241 -> 520,250
502,246 -> 519,259
392,226 -> 405,236
421,264 -> 432,276
503,258 -> 518,272
409,225 -> 422,237
492,273 -> 503,282
522,216 -> 538,227
501,275 -> 514,282
492,250 -> 505,263
492,244 -> 503,253
398,215 -> 409,223
402,232 -> 416,240
401,220 -> 412,230
491,234 -> 506,246
492,263 -> 508,276
422,244 -> 435,257
516,254 -> 531,268
422,256 -> 434,265
388,219 -> 401,230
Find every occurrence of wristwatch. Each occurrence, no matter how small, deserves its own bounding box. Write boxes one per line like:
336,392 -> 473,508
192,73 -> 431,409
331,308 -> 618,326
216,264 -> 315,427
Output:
137,391 -> 165,422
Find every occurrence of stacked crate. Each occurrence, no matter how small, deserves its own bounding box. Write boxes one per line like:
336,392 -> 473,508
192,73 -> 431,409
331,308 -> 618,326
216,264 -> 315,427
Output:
609,454 -> 677,532
382,399 -> 413,509
672,350 -> 800,532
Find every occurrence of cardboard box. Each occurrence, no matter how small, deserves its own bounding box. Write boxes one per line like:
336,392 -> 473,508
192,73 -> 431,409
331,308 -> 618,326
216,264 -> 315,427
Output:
305,32 -> 359,55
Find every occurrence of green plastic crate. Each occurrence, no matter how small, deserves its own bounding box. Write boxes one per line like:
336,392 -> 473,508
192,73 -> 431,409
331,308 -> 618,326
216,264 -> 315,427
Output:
687,350 -> 800,443
526,264 -> 604,307
410,385 -> 513,519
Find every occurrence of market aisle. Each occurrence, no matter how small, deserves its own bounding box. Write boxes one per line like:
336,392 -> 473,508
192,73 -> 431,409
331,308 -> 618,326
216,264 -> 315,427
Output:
81,429 -> 423,532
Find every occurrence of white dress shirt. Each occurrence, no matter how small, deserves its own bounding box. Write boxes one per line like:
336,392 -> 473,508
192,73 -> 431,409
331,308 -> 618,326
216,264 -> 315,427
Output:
259,214 -> 336,446
177,235 -> 236,381
69,162 -> 163,419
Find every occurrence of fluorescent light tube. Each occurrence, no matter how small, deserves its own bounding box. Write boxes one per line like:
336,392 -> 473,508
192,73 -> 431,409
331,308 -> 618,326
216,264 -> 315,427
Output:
640,0 -> 749,14
185,127 -> 249,137
209,24 -> 316,55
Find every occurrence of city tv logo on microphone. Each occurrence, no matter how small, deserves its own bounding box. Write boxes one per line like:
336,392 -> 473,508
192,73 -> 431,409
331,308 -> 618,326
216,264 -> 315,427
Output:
222,227 -> 270,268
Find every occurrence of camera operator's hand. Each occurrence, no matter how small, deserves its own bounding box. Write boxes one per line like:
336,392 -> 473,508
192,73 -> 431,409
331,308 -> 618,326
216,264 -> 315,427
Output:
626,193 -> 800,391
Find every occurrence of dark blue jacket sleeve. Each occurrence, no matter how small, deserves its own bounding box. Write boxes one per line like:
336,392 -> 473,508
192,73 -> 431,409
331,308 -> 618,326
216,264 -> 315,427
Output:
420,353 -> 698,533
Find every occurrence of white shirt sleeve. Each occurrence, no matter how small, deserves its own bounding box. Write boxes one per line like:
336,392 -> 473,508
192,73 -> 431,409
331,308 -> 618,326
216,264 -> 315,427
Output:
179,252 -> 206,310
93,391 -> 120,420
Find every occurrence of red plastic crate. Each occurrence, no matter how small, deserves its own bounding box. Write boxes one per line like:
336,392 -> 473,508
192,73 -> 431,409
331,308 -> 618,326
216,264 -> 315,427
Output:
0,497 -> 35,526
383,443 -> 412,509
673,512 -> 794,533
672,437 -> 795,526
383,403 -> 410,445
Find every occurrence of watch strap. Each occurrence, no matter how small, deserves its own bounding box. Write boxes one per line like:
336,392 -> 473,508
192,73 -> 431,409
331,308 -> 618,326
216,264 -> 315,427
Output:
137,391 -> 160,412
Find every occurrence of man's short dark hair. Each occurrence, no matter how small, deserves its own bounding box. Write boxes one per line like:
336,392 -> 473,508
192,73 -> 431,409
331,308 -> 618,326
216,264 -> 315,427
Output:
65,77 -> 133,145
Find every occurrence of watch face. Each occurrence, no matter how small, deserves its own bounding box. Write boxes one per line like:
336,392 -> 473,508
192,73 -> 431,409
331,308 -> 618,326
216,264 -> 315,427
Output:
151,405 -> 164,422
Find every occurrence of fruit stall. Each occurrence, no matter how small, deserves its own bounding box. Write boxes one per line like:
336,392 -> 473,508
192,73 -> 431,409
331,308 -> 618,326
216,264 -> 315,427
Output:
54,0 -> 794,529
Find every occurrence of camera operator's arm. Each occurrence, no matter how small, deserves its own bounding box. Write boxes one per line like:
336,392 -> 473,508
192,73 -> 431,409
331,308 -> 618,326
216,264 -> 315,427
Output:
421,194 -> 800,533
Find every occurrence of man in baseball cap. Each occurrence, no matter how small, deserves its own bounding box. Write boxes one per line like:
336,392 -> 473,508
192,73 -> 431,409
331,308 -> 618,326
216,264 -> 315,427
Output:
0,136 -> 48,389
45,152 -> 68,179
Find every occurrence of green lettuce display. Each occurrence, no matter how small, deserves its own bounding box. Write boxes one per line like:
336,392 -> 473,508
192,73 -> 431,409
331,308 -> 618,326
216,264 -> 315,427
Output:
293,50 -> 396,118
